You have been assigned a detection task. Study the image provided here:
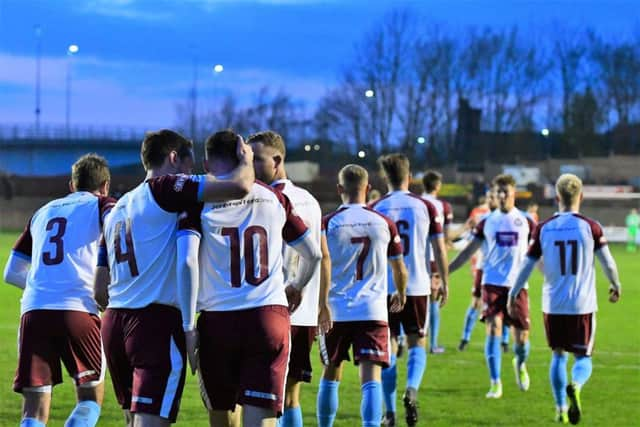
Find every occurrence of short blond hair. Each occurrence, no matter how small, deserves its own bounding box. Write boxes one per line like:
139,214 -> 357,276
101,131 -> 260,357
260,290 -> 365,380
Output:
339,164 -> 368,195
246,130 -> 286,158
555,173 -> 583,205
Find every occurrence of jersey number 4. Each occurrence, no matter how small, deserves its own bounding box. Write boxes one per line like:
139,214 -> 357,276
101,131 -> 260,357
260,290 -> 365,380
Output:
222,226 -> 269,287
554,240 -> 578,275
114,219 -> 139,277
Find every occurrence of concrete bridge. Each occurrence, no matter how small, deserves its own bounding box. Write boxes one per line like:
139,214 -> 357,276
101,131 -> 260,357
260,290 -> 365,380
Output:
0,138 -> 142,176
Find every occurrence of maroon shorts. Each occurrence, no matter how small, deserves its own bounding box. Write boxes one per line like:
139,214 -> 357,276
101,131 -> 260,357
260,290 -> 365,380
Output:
197,305 -> 290,416
101,304 -> 186,423
544,313 -> 595,356
471,269 -> 483,298
14,310 -> 103,393
481,285 -> 530,330
319,321 -> 389,368
288,325 -> 316,383
388,295 -> 429,338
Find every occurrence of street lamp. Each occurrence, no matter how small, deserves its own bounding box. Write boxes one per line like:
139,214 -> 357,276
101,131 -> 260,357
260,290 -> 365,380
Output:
365,89 -> 374,98
541,128 -> 550,137
66,44 -> 79,138
304,144 -> 311,152
417,136 -> 426,144
213,64 -> 224,73
357,150 -> 366,159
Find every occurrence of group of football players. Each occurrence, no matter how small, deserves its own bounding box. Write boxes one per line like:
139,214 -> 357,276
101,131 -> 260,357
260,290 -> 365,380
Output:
3,128 -> 622,427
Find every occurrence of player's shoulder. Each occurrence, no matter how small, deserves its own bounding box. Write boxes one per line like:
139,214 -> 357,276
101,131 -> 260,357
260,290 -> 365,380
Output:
570,212 -> 604,233
363,205 -> 396,228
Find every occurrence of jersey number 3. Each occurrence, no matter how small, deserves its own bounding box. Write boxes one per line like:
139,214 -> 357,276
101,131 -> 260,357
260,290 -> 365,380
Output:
43,217 -> 67,265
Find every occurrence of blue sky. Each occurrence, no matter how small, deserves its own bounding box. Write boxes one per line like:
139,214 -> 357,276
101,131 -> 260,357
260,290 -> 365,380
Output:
0,0 -> 637,129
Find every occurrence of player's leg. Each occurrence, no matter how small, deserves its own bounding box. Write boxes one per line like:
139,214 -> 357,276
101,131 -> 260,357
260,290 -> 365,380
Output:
209,406 -> 241,427
317,363 -> 343,427
567,313 -> 596,425
460,269 -> 483,351
484,314 -> 503,398
237,306 -> 290,427
21,388 -> 51,427
351,321 -> 388,427
281,325 -> 315,427
62,311 -> 105,427
549,349 -> 569,423
510,288 -> 531,391
15,311 -> 62,426
382,301 -> 401,426
429,274 -> 444,353
101,309 -> 135,426
501,323 -> 510,352
127,306 -> 187,426
359,360 -> 383,427
402,296 -> 428,426
381,336 -> 398,426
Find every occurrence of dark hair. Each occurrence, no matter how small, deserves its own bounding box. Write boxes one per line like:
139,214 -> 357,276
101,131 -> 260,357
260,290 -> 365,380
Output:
246,130 -> 286,158
422,170 -> 442,193
378,153 -> 410,187
140,129 -> 193,171
72,153 -> 110,192
492,174 -> 516,188
205,129 -> 240,165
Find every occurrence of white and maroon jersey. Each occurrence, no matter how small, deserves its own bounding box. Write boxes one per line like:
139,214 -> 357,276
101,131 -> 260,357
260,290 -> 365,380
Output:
370,191 -> 442,296
422,193 -> 453,265
12,192 -> 115,315
272,178 -> 322,327
323,204 -> 404,322
102,174 -> 204,309
178,181 -> 309,312
527,212 -> 607,314
472,208 -> 536,288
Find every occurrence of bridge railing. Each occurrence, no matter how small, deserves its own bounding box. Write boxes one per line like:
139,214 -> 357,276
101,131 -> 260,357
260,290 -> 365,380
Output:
0,124 -> 150,142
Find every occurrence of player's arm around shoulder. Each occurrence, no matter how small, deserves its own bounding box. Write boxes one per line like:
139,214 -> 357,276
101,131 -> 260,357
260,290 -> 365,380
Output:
3,218 -> 33,289
200,136 -> 255,202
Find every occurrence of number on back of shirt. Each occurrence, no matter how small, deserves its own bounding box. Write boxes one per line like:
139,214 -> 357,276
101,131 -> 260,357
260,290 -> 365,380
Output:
43,217 -> 67,265
114,219 -> 139,277
554,240 -> 578,275
222,226 -> 269,287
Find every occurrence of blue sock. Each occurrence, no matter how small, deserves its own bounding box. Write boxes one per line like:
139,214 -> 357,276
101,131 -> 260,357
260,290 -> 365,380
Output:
281,406 -> 303,427
514,341 -> 530,366
407,347 -> 427,390
381,354 -> 397,413
462,307 -> 478,341
571,356 -> 593,388
65,400 -> 101,427
485,335 -> 502,381
501,324 -> 510,345
429,301 -> 440,348
550,352 -> 568,409
21,419 -> 46,427
317,379 -> 339,427
361,381 -> 383,427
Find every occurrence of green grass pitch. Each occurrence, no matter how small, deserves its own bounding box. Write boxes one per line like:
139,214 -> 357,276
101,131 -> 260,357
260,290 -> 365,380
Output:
0,230 -> 638,426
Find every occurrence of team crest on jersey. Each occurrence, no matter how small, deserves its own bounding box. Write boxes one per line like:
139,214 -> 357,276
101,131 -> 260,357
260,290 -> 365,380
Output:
173,174 -> 189,192
514,218 -> 523,226
393,235 -> 402,244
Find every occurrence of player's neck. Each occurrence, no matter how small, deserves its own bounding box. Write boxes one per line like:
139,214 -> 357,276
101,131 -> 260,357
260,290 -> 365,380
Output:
272,170 -> 287,183
341,194 -> 367,205
559,204 -> 580,213
388,183 -> 409,192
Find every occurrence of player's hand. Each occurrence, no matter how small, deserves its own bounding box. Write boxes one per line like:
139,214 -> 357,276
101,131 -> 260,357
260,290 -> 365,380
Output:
609,284 -> 621,303
437,284 -> 449,307
318,304 -> 333,335
185,329 -> 199,375
236,135 -> 253,164
94,290 -> 108,312
389,292 -> 406,313
285,285 -> 303,313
